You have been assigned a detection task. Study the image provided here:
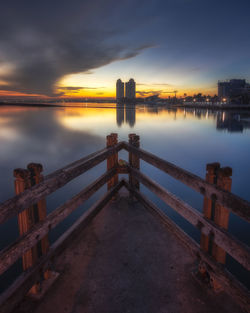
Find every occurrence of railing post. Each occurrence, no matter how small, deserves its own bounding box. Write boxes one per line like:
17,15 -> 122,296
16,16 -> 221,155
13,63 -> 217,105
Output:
200,163 -> 232,290
14,168 -> 39,294
27,163 -> 50,280
200,163 -> 220,253
129,134 -> 140,194
212,167 -> 232,264
106,133 -> 118,190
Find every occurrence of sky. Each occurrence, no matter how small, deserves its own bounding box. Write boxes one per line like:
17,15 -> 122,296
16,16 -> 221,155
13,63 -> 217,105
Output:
0,0 -> 250,99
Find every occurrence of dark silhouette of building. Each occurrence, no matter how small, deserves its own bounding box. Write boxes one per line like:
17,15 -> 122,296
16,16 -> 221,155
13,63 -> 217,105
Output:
125,79 -> 136,99
218,79 -> 250,103
116,79 -> 124,100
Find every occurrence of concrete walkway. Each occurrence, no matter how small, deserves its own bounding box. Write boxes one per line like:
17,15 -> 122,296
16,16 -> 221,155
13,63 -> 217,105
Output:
14,189 -> 243,313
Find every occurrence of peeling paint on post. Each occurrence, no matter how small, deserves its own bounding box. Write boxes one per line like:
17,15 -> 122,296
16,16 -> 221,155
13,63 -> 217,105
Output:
212,167 -> 232,264
200,163 -> 220,253
129,134 -> 140,196
200,163 -> 232,290
14,168 -> 39,294
27,163 -> 50,280
106,133 -> 118,191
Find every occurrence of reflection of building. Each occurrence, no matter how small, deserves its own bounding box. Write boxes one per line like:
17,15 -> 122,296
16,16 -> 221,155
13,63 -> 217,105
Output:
116,103 -> 124,127
125,103 -> 136,127
116,79 -> 124,100
116,103 -> 136,127
216,111 -> 250,132
218,79 -> 250,102
125,79 -> 136,99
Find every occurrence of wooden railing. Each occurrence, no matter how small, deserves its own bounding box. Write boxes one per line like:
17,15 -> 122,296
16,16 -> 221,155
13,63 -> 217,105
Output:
0,133 -> 249,313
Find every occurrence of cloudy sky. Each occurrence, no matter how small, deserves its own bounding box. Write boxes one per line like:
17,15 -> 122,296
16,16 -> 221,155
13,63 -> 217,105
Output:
0,0 -> 250,98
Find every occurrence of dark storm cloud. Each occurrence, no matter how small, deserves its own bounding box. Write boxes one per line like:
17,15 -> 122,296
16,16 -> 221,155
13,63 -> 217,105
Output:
1,0 -> 250,96
137,83 -> 173,87
0,0 -> 156,96
136,90 -> 162,97
58,86 -> 107,94
58,87 -> 105,91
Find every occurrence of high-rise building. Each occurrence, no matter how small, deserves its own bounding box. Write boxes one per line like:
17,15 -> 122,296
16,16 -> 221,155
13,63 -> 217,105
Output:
218,81 -> 231,99
116,79 -> 124,100
218,79 -> 249,100
125,78 -> 136,99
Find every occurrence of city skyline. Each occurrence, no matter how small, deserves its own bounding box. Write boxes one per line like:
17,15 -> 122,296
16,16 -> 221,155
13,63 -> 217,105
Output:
0,0 -> 250,100
116,78 -> 136,100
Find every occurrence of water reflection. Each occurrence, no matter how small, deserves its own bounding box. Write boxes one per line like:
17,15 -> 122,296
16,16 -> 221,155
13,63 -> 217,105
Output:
216,111 -> 250,132
125,103 -> 136,127
116,103 -> 136,127
0,104 -> 250,291
116,103 -> 125,127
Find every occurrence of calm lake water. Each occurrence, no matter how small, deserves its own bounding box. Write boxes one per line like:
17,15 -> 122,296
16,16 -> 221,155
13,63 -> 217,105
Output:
0,103 -> 250,290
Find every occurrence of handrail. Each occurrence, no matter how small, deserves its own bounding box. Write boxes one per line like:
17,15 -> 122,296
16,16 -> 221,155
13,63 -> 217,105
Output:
128,165 -> 250,270
0,142 -> 123,225
0,134 -> 249,313
123,142 -> 250,222
0,168 -> 116,275
123,179 -> 250,310
0,181 -> 124,313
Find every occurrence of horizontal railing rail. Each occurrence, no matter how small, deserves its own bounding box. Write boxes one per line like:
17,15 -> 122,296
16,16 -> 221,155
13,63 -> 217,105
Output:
0,133 -> 122,313
0,142 -> 123,225
127,165 -> 250,271
0,133 -> 249,313
0,181 -> 124,313
123,142 -> 250,222
123,179 -> 250,310
0,168 -> 116,275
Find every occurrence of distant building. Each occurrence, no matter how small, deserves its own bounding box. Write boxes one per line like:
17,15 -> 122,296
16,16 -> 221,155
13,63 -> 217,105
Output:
125,78 -> 136,99
116,79 -> 124,100
218,79 -> 250,103
218,81 -> 231,99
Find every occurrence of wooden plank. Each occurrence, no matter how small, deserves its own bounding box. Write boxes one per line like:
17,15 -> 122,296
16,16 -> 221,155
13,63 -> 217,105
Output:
123,142 -> 250,222
123,181 -> 250,313
0,180 -> 124,313
14,168 -> 39,294
212,167 -> 232,264
107,134 -> 118,190
27,163 -> 50,259
27,163 -> 50,280
128,134 -> 140,192
0,168 -> 116,275
128,166 -> 250,270
14,169 -> 38,270
201,163 -> 220,253
0,143 -> 123,225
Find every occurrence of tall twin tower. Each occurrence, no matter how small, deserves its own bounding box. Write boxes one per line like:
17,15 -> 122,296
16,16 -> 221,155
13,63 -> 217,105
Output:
116,78 -> 136,101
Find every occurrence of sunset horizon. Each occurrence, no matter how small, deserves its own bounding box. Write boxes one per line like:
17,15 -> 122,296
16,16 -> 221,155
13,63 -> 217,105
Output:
0,1 -> 249,312
1,1 -> 250,100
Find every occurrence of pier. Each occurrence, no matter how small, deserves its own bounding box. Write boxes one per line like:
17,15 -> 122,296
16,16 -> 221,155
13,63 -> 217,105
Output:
0,133 -> 249,313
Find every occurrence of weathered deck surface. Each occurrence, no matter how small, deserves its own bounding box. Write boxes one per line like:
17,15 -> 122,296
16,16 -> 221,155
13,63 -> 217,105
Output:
14,188 -> 243,313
